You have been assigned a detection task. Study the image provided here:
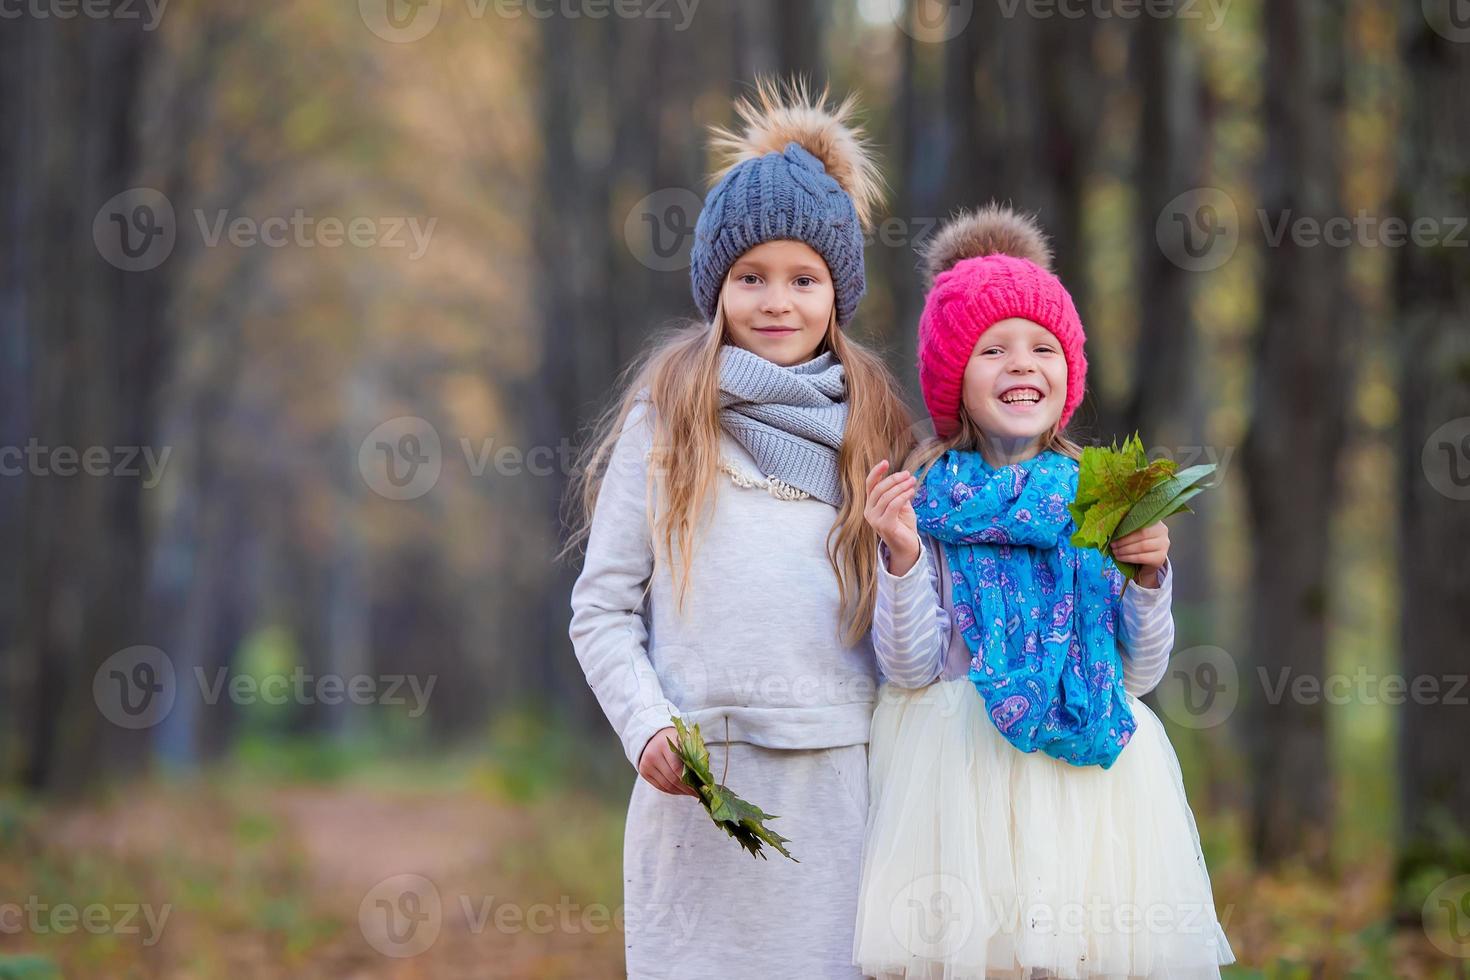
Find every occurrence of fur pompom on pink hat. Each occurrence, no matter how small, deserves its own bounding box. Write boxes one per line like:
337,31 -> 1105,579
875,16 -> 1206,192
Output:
916,204 -> 1088,439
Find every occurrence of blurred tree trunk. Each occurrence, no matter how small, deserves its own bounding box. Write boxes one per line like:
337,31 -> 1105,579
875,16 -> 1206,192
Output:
609,13 -> 688,352
532,12 -> 584,717
549,13 -> 742,728
0,12 -> 36,768
1125,16 -> 1207,440
535,14 -> 625,717
1035,16 -> 1102,346
939,2 -> 990,215
4,11 -> 173,792
877,6 -> 1109,429
774,0 -> 827,81
1241,0 -> 1353,870
370,547 -> 468,737
143,15 -> 235,767
152,248 -> 260,763
152,383 -> 237,765
886,4 -> 927,399
13,18 -> 77,791
281,531 -> 333,736
733,0 -> 828,82
934,11 -> 1104,424
1394,9 -> 1470,881
330,373 -> 374,739
1125,17 -> 1216,624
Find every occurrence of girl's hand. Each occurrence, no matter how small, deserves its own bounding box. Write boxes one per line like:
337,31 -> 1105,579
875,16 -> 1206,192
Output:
863,460 -> 920,576
1112,521 -> 1170,588
638,726 -> 699,797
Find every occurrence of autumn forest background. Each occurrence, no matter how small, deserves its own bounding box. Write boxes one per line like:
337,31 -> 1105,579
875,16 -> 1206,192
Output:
1,0 -> 1469,976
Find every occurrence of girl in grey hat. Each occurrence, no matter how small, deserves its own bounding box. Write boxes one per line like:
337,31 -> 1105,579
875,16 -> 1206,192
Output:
567,78 -> 910,978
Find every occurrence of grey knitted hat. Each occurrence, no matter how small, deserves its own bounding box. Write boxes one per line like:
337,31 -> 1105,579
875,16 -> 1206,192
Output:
690,80 -> 884,328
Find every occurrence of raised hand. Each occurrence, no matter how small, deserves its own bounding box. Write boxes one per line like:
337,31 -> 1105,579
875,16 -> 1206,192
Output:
863,459 -> 921,576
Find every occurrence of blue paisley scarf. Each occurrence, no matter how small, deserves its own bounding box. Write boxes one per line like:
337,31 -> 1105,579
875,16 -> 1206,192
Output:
914,448 -> 1136,768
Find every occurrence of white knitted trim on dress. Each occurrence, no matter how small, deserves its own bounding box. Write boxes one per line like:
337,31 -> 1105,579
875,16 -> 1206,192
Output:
718,456 -> 811,501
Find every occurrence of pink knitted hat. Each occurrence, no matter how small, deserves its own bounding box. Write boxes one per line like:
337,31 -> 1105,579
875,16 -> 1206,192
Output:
916,205 -> 1087,439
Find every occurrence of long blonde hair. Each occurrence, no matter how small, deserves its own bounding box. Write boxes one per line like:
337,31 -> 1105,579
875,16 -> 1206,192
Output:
563,306 -> 913,648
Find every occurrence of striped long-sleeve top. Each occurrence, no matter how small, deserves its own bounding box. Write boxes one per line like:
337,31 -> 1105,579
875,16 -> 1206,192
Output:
873,535 -> 1175,695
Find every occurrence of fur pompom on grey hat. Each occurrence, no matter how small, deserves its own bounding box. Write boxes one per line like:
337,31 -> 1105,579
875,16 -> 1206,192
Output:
690,78 -> 885,327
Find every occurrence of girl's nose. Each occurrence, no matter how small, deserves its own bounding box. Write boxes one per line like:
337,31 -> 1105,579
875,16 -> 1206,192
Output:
761,290 -> 792,314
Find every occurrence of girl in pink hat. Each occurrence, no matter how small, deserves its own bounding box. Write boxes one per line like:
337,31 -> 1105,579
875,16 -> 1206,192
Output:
852,204 -> 1235,978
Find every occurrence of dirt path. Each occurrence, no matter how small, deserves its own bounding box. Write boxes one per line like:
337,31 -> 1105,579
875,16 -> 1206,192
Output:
268,785 -> 622,979
28,779 -> 624,979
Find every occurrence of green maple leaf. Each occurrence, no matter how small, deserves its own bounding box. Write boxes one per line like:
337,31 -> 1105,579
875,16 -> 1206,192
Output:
1069,494 -> 1136,553
1069,433 -> 1217,582
667,716 -> 798,862
1072,432 -> 1152,506
1069,434 -> 1176,550
1111,464 -> 1215,540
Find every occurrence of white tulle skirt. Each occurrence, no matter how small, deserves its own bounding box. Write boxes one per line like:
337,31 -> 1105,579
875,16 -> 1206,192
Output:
854,679 -> 1235,980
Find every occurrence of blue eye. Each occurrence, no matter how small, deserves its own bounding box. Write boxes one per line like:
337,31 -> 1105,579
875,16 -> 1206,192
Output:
738,274 -> 761,285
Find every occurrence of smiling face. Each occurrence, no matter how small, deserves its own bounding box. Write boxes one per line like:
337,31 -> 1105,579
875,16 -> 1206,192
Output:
720,239 -> 834,366
959,317 -> 1068,465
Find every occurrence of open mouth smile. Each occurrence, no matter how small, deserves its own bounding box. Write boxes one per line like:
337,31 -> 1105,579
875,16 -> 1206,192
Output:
997,385 -> 1045,409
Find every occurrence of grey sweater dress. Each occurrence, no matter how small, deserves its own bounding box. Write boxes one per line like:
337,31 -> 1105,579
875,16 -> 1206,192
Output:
568,400 -> 877,979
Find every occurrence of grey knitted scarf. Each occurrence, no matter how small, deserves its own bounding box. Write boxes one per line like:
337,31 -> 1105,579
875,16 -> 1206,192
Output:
717,345 -> 849,506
